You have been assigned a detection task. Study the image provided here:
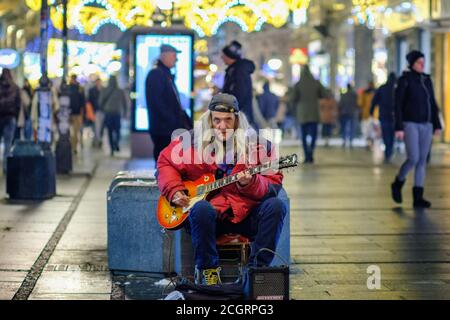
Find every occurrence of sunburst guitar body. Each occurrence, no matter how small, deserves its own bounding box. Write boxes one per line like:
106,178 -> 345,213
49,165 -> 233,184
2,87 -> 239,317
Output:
157,174 -> 215,230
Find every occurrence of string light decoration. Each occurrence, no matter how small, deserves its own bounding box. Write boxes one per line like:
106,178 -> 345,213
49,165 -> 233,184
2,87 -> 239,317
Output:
25,0 -> 312,36
351,0 -> 387,28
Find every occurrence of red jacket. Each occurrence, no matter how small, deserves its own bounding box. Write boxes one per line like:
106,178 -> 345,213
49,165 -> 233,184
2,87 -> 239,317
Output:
156,137 -> 283,223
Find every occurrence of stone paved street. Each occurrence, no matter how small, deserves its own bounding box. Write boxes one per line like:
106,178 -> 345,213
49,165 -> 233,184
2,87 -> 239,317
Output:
1,140 -> 449,300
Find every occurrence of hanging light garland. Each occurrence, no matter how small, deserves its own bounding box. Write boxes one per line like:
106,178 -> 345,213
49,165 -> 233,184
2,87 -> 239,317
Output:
25,0 -> 311,36
351,0 -> 387,28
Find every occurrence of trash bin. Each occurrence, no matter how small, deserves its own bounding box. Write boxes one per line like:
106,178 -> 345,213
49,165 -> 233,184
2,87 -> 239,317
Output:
6,141 -> 56,200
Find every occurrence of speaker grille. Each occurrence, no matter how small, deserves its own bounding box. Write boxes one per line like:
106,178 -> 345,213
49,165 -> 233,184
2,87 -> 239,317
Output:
250,269 -> 289,300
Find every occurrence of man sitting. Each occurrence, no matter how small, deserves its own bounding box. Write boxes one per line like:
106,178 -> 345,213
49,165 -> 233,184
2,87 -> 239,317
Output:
157,93 -> 286,285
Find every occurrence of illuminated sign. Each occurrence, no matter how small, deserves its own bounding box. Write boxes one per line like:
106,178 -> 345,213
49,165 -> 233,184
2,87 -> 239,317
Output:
289,48 -> 308,65
0,49 -> 20,69
133,32 -> 194,132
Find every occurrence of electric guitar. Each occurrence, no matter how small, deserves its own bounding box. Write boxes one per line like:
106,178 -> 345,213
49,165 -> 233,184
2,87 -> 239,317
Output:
156,154 -> 298,230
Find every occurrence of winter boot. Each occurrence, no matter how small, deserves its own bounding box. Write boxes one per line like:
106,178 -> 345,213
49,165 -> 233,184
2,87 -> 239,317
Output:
413,187 -> 431,209
391,176 -> 405,204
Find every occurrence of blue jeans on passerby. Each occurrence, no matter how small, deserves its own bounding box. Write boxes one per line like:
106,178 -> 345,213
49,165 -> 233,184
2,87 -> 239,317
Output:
188,197 -> 286,270
104,113 -> 121,154
300,122 -> 318,162
380,120 -> 395,161
340,115 -> 354,146
0,117 -> 17,173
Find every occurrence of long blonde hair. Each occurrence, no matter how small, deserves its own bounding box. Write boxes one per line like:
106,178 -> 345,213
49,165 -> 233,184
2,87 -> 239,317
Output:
192,110 -> 256,164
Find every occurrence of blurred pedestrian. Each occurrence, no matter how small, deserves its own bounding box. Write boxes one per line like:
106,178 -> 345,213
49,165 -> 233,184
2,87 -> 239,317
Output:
338,84 -> 359,148
145,44 -> 192,162
68,74 -> 85,154
358,80 -> 376,149
16,78 -> 33,140
99,75 -> 127,157
88,78 -> 104,148
391,50 -> 442,208
280,86 -> 297,139
257,81 -> 280,125
370,72 -> 396,163
23,79 -> 33,140
291,65 -> 328,163
221,40 -> 256,127
319,88 -> 338,147
0,68 -> 21,173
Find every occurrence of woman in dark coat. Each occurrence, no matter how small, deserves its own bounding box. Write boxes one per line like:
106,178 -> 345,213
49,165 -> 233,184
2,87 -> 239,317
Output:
391,50 -> 442,208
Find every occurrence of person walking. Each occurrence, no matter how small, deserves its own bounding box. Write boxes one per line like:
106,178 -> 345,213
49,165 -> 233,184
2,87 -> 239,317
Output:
370,72 -> 397,163
338,84 -> 359,148
145,44 -> 192,162
98,75 -> 127,157
256,81 -> 280,125
319,88 -> 338,147
291,65 -> 328,163
391,50 -> 442,209
221,40 -> 256,127
88,78 -> 104,148
16,78 -> 33,140
67,74 -> 85,154
0,68 -> 21,173
22,79 -> 33,140
358,80 -> 376,149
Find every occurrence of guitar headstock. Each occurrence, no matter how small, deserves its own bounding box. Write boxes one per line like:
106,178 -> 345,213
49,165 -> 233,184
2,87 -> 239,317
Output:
278,154 -> 299,170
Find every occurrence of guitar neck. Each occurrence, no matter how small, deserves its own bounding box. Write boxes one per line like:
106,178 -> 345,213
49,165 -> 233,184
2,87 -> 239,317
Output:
203,162 -> 275,193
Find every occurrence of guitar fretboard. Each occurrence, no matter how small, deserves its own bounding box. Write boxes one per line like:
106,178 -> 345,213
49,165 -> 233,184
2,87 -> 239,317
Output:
202,162 -> 275,193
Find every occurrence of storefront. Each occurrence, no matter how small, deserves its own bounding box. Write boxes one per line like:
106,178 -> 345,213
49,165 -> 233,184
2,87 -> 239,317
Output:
23,38 -> 122,87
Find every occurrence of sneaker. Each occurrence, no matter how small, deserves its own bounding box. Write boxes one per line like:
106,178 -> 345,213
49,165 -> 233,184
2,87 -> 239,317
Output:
195,267 -> 222,286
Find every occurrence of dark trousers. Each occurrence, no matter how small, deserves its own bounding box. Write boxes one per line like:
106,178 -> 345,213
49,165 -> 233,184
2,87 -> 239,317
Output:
0,117 -> 16,172
380,120 -> 395,161
150,133 -> 172,162
188,198 -> 286,269
301,122 -> 318,162
340,115 -> 354,145
104,113 -> 121,154
321,124 -> 334,138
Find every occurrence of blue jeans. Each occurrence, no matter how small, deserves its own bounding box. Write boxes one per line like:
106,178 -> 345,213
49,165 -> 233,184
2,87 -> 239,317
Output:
340,115 -> 354,145
300,122 -> 318,162
380,120 -> 395,161
0,117 -> 17,173
188,197 -> 287,269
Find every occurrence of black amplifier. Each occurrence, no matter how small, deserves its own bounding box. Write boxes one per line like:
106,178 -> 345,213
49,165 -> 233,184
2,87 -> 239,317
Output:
246,265 -> 289,300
